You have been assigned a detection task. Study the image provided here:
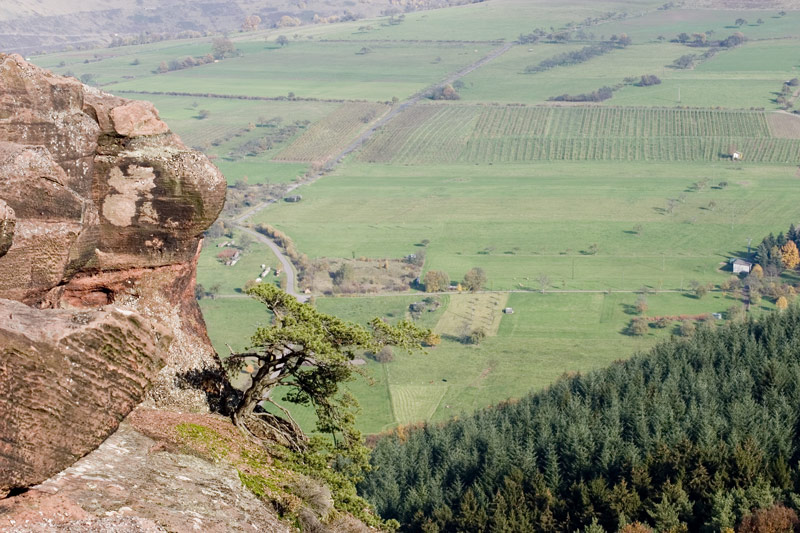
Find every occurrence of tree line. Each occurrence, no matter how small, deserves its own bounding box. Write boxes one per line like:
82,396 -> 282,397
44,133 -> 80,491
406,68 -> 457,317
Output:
360,305 -> 800,532
424,267 -> 486,292
525,37 -> 631,74
754,224 -> 800,276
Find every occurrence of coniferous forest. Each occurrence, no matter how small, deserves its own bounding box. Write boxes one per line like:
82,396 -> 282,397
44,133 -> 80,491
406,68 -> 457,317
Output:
360,307 -> 800,532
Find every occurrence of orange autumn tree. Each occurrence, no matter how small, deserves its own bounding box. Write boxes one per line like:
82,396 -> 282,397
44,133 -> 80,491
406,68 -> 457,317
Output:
781,241 -> 800,270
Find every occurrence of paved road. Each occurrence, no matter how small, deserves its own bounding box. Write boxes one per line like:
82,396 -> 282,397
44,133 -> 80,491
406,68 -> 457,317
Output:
229,42 -> 515,302
239,225 -> 309,302
215,287 -> 698,300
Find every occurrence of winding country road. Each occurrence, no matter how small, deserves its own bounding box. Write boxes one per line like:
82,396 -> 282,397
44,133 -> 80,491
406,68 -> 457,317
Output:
230,42 -> 514,302
238,225 -> 308,302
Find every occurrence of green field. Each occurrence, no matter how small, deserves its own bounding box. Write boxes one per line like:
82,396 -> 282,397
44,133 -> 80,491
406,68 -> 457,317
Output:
39,39 -> 496,100
360,104 -> 800,164
282,0 -> 665,42
319,290 -> 775,433
455,37 -> 800,109
100,41 -> 497,101
599,9 -> 800,42
251,161 -> 800,292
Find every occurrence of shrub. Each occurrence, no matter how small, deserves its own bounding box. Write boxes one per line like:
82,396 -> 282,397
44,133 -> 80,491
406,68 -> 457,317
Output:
638,74 -> 661,86
468,328 -> 487,345
550,86 -> 614,102
679,319 -> 696,337
629,317 -> 649,336
654,317 -> 671,329
374,346 -> 394,363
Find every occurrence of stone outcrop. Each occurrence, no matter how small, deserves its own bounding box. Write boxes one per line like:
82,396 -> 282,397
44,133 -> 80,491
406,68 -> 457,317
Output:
0,53 -> 226,495
0,299 -> 170,498
0,417 -> 289,533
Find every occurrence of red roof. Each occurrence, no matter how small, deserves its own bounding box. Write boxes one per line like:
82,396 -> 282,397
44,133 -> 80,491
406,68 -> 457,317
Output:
217,248 -> 239,259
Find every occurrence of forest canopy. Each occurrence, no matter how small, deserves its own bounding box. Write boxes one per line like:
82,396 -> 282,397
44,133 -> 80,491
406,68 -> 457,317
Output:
361,306 -> 800,532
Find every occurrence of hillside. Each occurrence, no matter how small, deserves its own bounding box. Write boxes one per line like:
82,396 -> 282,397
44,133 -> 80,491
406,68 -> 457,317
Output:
29,0 -> 800,439
361,305 -> 800,531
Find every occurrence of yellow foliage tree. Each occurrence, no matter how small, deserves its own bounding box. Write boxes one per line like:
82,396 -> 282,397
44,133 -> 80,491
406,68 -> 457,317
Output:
776,296 -> 788,310
751,264 -> 764,279
781,241 -> 800,269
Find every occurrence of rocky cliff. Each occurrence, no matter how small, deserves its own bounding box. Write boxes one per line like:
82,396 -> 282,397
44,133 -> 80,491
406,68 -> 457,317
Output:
0,53 -> 226,496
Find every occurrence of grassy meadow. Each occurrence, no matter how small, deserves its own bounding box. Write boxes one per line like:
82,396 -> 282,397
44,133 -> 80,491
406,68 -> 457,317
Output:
458,37 -> 800,108
104,40 -> 497,101
288,290 -> 774,434
251,161 -> 800,292
281,0 -> 665,42
196,230 -> 287,297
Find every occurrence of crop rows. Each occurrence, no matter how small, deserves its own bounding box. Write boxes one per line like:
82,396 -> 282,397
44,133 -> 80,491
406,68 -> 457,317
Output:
472,106 -> 551,137
180,123 -> 240,147
357,105 -> 444,163
275,102 -> 388,163
359,105 -> 480,164
544,107 -> 771,138
462,136 -> 800,163
358,104 -> 796,164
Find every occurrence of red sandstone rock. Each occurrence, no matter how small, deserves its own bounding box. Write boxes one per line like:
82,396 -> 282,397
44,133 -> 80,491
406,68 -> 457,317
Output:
0,53 -> 226,495
109,101 -> 170,137
0,299 -> 171,497
0,417 -> 289,533
0,199 -> 13,257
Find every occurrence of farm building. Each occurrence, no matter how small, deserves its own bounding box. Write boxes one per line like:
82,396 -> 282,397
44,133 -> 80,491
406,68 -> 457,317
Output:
284,195 -> 302,202
731,151 -> 742,161
217,248 -> 241,266
503,307 -> 514,314
730,258 -> 753,274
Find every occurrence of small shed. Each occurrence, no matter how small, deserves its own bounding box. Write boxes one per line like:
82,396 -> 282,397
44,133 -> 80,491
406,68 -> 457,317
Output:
284,195 -> 302,203
503,307 -> 514,314
731,151 -> 742,161
731,258 -> 753,274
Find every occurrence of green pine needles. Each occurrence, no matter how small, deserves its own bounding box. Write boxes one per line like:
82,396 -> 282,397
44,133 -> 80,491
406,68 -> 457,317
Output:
361,305 -> 800,532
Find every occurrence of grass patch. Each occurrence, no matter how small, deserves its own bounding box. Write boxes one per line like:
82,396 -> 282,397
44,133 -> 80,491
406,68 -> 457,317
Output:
434,292 -> 508,339
389,384 -> 448,425
196,230 -> 285,297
